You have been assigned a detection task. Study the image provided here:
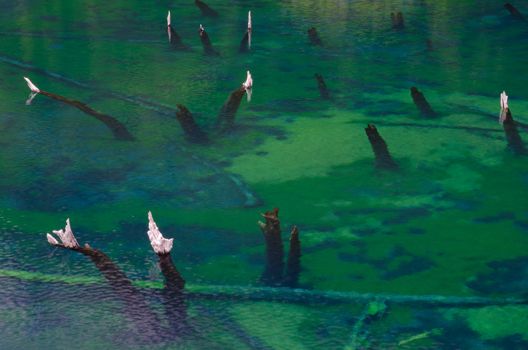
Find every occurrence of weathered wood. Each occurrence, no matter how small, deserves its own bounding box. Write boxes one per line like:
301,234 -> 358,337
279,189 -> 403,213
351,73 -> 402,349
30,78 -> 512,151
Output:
258,208 -> 284,286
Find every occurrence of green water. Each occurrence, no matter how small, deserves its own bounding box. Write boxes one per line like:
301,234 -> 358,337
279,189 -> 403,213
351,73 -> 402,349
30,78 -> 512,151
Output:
1,0 -> 528,349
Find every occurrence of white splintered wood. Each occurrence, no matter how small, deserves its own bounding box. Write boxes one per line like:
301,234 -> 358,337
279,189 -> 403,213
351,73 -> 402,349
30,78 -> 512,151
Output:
23,77 -> 40,93
242,70 -> 253,89
46,233 -> 59,246
167,11 -> 172,42
26,92 -> 38,105
147,211 -> 173,254
248,11 -> 252,49
500,91 -> 509,124
47,218 -> 80,248
243,70 -> 253,102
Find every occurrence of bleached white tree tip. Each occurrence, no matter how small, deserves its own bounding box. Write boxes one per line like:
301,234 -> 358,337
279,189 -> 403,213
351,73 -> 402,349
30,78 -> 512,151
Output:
499,91 -> 509,124
23,77 -> 40,93
500,91 -> 509,110
199,24 -> 205,32
167,11 -> 171,26
47,218 -> 80,248
147,211 -> 174,254
242,70 -> 253,89
248,11 -> 252,49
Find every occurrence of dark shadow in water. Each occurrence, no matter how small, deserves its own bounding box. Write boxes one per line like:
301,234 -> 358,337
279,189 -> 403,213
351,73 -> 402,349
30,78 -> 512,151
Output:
391,12 -> 405,30
467,256 -> 528,297
502,109 -> 526,155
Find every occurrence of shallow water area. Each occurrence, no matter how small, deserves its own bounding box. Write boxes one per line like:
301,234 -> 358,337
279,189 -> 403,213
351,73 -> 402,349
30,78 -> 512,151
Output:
1,1 -> 528,349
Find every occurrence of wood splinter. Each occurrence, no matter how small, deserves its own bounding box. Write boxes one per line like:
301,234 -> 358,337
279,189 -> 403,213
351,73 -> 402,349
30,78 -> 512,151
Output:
23,77 -> 134,141
365,124 -> 398,170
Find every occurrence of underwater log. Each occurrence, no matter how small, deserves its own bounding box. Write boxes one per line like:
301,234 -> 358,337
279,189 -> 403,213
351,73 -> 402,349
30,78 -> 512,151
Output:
314,73 -> 330,99
199,24 -> 219,56
216,71 -> 252,132
307,27 -> 323,46
364,124 -> 398,170
175,104 -> 208,143
284,226 -> 301,288
239,11 -> 252,53
504,3 -> 525,20
410,86 -> 436,117
258,208 -> 285,286
167,11 -> 187,49
391,12 -> 405,29
195,0 -> 219,18
23,77 -> 135,141
499,91 -> 526,155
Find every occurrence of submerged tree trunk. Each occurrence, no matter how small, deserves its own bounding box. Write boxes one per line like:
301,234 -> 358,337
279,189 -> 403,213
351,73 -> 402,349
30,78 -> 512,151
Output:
410,87 -> 436,117
258,208 -> 284,286
365,124 -> 398,170
502,109 -> 526,155
216,86 -> 246,132
283,226 -> 301,288
195,0 -> 219,18
175,104 -> 208,143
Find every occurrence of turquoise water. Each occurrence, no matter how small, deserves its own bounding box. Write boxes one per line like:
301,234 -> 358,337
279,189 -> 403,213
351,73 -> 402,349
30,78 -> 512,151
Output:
1,0 -> 528,349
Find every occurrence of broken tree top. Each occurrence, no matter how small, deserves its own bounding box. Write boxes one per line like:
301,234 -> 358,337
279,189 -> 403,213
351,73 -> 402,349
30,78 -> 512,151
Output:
147,211 -> 174,255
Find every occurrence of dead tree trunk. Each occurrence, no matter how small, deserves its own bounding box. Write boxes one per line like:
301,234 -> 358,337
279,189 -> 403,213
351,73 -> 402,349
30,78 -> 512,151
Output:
216,86 -> 246,132
195,0 -> 219,18
307,27 -> 323,46
175,104 -> 208,143
365,124 -> 398,170
502,109 -> 526,155
258,208 -> 284,286
315,73 -> 330,99
284,226 -> 301,288
410,87 -> 436,117
199,25 -> 219,56
504,3 -> 525,20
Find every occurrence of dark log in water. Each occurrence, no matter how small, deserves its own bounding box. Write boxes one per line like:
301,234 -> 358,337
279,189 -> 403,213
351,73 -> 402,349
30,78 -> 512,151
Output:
501,109 -> 526,155
315,73 -> 330,99
216,86 -> 246,132
307,27 -> 323,46
284,226 -> 301,288
365,124 -> 398,170
195,0 -> 219,18
259,208 -> 284,286
175,104 -> 208,143
410,87 -> 436,117
391,12 -> 405,29
199,25 -> 219,56
504,3 -> 525,20
158,252 -> 187,333
38,90 -> 135,141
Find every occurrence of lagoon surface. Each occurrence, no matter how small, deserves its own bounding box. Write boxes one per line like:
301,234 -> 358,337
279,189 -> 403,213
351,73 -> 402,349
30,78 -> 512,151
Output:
1,1 -> 528,349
